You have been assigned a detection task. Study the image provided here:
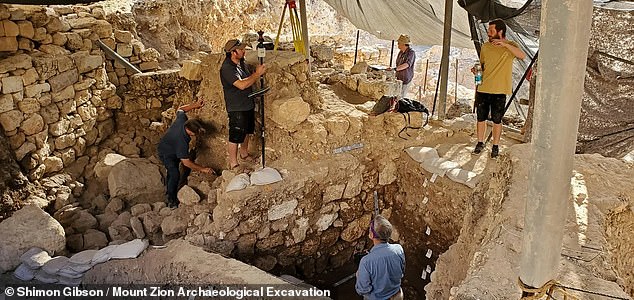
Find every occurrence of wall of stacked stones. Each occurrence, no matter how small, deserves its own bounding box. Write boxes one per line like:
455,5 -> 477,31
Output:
0,3 -> 160,182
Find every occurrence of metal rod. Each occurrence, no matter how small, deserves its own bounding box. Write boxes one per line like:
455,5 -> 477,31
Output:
97,40 -> 141,74
431,65 -> 441,116
485,52 -> 538,144
333,273 -> 356,288
389,40 -> 395,68
423,60 -> 429,94
455,58 -> 459,105
354,30 -> 360,65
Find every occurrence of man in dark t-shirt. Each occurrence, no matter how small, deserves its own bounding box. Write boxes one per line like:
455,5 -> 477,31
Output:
394,34 -> 416,99
219,39 -> 266,170
157,99 -> 213,207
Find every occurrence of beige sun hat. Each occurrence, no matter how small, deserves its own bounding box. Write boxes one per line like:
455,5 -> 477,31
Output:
397,34 -> 411,45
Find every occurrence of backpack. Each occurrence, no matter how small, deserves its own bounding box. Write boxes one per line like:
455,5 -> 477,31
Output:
390,98 -> 430,139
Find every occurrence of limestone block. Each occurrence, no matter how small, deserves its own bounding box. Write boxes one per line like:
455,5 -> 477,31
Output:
8,132 -> 25,150
15,141 -> 35,160
161,215 -> 187,236
130,216 -> 145,239
71,210 -> 97,233
32,27 -> 47,42
48,119 -> 70,138
0,110 -> 24,132
22,69 -> 38,87
48,68 -> 79,93
57,98 -> 76,115
350,61 -> 368,75
114,30 -> 133,43
0,36 -> 18,52
17,20 -> 34,39
325,116 -> 350,136
82,229 -> 107,250
130,204 -> 151,217
0,94 -> 13,113
52,32 -> 68,46
64,32 -> 83,50
2,20 -> 19,36
0,54 -> 32,74
45,18 -> 66,33
20,114 -> 44,136
116,43 -> 133,57
269,97 -> 310,130
52,85 -> 75,103
59,147 -> 76,166
54,133 -> 76,149
323,184 -> 346,202
39,44 -> 70,55
341,214 -> 372,242
43,156 -> 63,173
67,17 -> 96,29
316,213 -> 338,232
17,37 -> 33,51
0,205 -> 65,273
72,52 -> 103,73
139,61 -> 159,71
92,20 -> 112,39
177,185 -> 201,206
77,104 -> 96,122
108,225 -> 133,241
140,48 -> 160,62
24,83 -> 50,98
2,76 -> 23,94
267,199 -> 298,221
107,158 -> 164,202
379,161 -> 397,185
141,212 -> 162,234
311,44 -> 334,61
343,172 -> 363,198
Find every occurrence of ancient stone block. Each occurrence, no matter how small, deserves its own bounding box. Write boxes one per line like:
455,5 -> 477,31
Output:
0,54 -> 32,74
1,76 -> 23,94
0,94 -> 13,113
40,104 -> 60,125
2,20 -> 19,36
39,44 -> 70,55
92,20 -> 112,39
17,20 -> 34,39
17,98 -> 40,114
64,32 -> 83,50
269,97 -> 310,130
267,199 -> 298,221
0,110 -> 24,132
67,17 -> 96,29
43,156 -> 63,173
24,83 -> 50,98
54,133 -> 76,149
116,43 -> 133,57
114,30 -> 133,43
0,37 -> 18,52
48,68 -> 78,93
21,114 -> 44,136
139,61 -> 159,71
22,68 -> 39,86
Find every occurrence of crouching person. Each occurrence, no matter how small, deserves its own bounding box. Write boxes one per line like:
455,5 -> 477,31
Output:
158,99 -> 213,208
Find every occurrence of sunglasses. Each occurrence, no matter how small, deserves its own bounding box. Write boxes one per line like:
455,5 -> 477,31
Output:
230,40 -> 242,52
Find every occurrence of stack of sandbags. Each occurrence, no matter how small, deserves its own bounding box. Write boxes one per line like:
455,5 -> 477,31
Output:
405,146 -> 480,188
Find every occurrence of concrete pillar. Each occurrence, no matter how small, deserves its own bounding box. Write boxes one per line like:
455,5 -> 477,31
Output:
437,0 -> 453,119
518,0 -> 594,290
299,0 -> 310,60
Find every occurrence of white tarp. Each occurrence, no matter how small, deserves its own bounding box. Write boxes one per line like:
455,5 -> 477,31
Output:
322,0 -> 473,48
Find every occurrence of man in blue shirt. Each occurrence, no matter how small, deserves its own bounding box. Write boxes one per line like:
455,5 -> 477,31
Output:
157,99 -> 214,208
356,215 -> 405,300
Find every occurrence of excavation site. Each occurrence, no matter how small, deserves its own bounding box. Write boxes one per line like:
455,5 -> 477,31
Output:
0,0 -> 633,299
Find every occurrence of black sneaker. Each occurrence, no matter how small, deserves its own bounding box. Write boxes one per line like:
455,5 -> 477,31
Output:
473,142 -> 485,154
491,145 -> 499,159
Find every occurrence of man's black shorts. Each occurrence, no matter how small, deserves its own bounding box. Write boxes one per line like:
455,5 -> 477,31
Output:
228,110 -> 255,144
475,92 -> 506,124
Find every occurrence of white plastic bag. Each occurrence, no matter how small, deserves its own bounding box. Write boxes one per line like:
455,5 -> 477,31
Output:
250,167 -> 283,186
225,173 -> 251,192
405,147 -> 439,163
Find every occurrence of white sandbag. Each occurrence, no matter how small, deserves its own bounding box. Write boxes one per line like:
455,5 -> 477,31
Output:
20,247 -> 51,269
35,269 -> 59,283
14,263 -> 37,281
42,256 -> 69,275
69,250 -> 98,265
67,262 -> 92,273
109,239 -> 149,260
57,266 -> 84,279
446,168 -> 479,189
58,275 -> 82,286
420,158 -> 460,177
225,173 -> 250,192
405,147 -> 439,163
92,245 -> 118,265
250,167 -> 283,186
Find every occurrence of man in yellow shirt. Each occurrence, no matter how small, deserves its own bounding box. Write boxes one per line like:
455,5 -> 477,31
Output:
472,19 -> 526,158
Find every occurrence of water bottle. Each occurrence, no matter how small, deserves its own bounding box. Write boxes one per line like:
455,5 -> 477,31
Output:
474,62 -> 482,86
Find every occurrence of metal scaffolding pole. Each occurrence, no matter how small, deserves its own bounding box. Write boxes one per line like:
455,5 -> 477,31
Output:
437,0 -> 453,119
299,0 -> 310,60
518,0 -> 594,293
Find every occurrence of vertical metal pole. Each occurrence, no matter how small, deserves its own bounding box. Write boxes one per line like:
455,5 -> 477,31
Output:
299,0 -> 310,60
438,0 -> 453,119
518,0 -> 594,292
354,30 -> 360,65
389,40 -> 395,68
455,58 -> 459,105
423,60 -> 429,94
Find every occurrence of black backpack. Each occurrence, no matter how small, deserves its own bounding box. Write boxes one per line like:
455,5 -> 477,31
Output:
393,98 -> 430,139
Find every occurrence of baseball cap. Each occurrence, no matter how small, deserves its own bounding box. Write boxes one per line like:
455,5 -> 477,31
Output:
224,39 -> 250,52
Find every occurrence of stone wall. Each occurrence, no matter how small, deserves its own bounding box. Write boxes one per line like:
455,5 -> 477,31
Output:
0,3 -> 160,186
